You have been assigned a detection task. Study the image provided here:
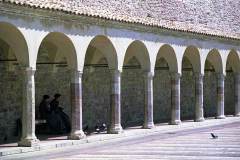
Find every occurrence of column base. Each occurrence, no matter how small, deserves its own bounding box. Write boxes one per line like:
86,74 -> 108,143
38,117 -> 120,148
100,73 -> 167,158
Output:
216,115 -> 226,119
68,130 -> 86,140
108,125 -> 123,134
194,117 -> 205,122
235,113 -> 240,117
142,122 -> 155,129
169,120 -> 181,125
18,137 -> 39,147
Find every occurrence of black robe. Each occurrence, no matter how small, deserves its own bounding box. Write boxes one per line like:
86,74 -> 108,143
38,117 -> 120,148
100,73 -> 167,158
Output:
48,99 -> 71,134
39,100 -> 50,120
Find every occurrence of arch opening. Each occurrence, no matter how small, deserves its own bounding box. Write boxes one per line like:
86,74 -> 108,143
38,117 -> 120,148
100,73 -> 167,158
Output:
121,40 -> 150,128
82,35 -> 118,134
0,22 -> 29,144
35,32 -> 77,138
180,46 -> 201,121
203,49 -> 223,118
153,58 -> 171,123
225,50 -> 240,116
153,44 -> 178,124
180,56 -> 195,120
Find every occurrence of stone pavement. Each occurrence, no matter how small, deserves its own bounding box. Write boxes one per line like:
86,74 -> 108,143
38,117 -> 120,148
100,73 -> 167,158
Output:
1,116 -> 240,159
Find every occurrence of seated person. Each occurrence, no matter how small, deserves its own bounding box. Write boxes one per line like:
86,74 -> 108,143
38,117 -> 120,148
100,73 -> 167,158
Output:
39,95 -> 51,120
48,93 -> 71,134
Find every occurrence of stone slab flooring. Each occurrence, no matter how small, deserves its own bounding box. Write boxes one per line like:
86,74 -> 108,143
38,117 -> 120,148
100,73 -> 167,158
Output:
1,117 -> 240,160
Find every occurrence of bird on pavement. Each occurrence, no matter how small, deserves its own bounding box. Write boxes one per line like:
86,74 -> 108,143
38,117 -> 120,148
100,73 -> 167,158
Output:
95,123 -> 107,133
211,133 -> 218,139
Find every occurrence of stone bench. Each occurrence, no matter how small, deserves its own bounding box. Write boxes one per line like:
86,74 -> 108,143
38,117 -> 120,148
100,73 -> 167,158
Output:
35,119 -> 47,125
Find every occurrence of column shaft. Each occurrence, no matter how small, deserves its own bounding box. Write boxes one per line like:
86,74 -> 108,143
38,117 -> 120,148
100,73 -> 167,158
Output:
234,73 -> 240,116
170,73 -> 181,125
217,73 -> 225,119
68,70 -> 85,139
18,67 -> 39,147
194,73 -> 204,122
108,70 -> 123,134
143,72 -> 154,129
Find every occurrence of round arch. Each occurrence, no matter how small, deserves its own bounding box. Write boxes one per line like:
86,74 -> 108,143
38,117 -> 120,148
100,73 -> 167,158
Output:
204,49 -> 223,73
225,49 -> 240,116
155,44 -> 178,73
123,40 -> 150,71
0,22 -> 29,66
182,46 -> 201,73
36,32 -> 77,69
226,50 -> 240,73
85,35 -> 118,70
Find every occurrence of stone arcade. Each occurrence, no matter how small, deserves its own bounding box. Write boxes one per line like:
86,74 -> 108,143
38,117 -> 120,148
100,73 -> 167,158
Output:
0,0 -> 239,147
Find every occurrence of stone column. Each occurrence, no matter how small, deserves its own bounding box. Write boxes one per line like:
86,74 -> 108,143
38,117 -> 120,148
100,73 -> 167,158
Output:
68,70 -> 86,139
108,70 -> 123,134
143,72 -> 154,129
194,73 -> 205,122
18,67 -> 39,147
216,73 -> 225,119
170,73 -> 181,125
234,73 -> 240,116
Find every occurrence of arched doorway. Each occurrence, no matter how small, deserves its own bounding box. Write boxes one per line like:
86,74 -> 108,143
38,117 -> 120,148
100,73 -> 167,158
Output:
35,32 -> 77,139
122,40 -> 151,128
0,22 -> 29,144
181,46 -> 201,121
153,44 -> 178,124
204,49 -> 224,118
82,35 -> 118,134
225,50 -> 240,116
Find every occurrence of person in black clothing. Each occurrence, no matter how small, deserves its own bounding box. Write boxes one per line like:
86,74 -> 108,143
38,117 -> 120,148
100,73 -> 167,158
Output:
39,95 -> 51,120
48,93 -> 71,134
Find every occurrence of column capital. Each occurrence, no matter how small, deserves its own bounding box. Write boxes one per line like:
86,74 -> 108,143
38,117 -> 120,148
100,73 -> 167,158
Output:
71,70 -> 83,83
216,73 -> 225,80
21,67 -> 36,75
143,71 -> 154,79
194,72 -> 204,79
110,69 -> 121,79
170,72 -> 181,80
110,69 -> 121,74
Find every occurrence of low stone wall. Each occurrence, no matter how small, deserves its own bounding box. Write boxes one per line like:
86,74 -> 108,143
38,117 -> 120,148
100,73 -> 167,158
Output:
0,68 -> 22,144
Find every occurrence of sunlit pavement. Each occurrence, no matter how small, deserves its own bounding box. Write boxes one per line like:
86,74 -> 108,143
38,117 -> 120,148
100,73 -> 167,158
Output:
1,117 -> 240,160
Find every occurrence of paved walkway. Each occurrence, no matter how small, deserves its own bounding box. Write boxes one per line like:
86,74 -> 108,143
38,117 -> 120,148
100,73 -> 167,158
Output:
1,116 -> 240,159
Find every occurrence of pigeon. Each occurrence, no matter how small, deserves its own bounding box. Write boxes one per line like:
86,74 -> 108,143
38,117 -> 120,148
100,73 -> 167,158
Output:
95,123 -> 107,133
99,123 -> 107,132
211,133 -> 218,139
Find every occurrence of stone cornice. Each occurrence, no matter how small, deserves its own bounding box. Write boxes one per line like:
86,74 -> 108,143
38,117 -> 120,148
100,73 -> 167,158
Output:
0,2 -> 240,46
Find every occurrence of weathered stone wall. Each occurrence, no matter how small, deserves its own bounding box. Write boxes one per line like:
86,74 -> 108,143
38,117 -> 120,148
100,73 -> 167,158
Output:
153,70 -> 171,123
181,71 -> 195,120
0,45 -> 236,143
0,69 -> 22,144
0,41 -> 22,143
122,68 -> 144,128
203,72 -> 217,117
35,66 -> 71,118
82,67 -> 111,130
225,72 -> 235,115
